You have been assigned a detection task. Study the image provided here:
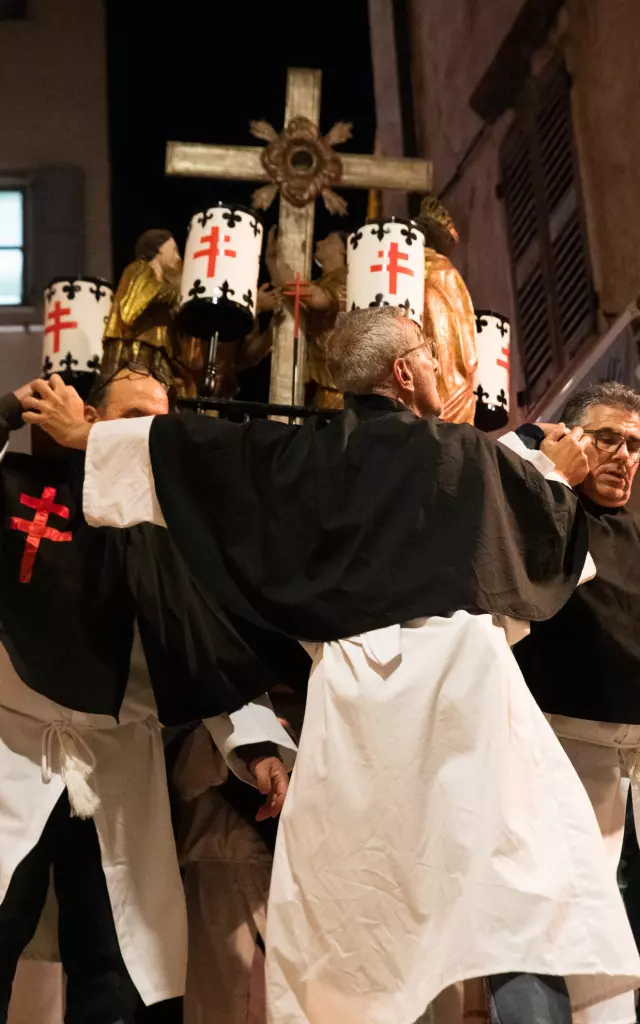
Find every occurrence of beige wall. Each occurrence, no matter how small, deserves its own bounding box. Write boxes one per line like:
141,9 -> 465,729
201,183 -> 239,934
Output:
0,0 -> 111,281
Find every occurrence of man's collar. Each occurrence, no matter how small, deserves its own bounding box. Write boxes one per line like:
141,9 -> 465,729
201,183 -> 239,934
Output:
345,392 -> 409,415
578,493 -> 626,518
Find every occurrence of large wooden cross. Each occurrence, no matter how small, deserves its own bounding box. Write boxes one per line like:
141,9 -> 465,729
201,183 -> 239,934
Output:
166,67 -> 432,406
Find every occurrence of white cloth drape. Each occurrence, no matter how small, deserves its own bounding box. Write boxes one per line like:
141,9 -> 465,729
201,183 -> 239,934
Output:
265,615 -> 640,1024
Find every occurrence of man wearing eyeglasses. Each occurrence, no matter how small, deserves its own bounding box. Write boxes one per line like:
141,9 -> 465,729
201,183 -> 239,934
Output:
515,381 -> 640,1024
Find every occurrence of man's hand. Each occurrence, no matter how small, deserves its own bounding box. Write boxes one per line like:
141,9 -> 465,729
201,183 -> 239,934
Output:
541,426 -> 592,486
251,755 -> 290,821
21,375 -> 91,450
537,422 -> 569,441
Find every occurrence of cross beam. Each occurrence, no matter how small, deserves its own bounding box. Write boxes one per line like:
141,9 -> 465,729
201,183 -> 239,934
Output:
166,143 -> 432,194
166,67 -> 432,406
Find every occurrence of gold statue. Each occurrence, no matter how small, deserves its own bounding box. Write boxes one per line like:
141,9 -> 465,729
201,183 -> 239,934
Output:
102,229 -> 195,394
266,227 -> 347,410
416,195 -> 478,424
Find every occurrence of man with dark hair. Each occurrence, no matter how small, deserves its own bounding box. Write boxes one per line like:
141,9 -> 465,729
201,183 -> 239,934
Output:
26,309 -> 640,1024
515,380 -> 640,1024
102,228 -> 192,394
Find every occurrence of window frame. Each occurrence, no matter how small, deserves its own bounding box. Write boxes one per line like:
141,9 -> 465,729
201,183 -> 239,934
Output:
0,178 -> 30,309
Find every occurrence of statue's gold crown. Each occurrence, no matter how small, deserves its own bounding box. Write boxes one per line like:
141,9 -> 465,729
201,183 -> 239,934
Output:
418,194 -> 456,234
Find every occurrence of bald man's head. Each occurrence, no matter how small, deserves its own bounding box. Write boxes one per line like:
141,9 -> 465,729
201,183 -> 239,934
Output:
86,368 -> 169,423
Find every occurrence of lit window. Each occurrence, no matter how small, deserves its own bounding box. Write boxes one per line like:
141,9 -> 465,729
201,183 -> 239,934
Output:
0,190 -> 24,305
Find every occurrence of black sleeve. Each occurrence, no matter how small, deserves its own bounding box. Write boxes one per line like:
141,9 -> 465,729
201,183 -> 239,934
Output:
515,422 -> 545,451
0,393 -> 25,433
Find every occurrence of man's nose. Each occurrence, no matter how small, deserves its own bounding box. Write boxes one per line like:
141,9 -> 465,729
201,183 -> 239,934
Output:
612,442 -> 634,466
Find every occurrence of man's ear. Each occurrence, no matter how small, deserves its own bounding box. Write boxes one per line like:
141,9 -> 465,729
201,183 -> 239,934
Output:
392,357 -> 414,392
84,405 -> 99,424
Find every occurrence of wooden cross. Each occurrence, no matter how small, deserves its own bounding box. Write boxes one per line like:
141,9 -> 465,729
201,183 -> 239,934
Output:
166,67 -> 433,406
283,273 -> 313,402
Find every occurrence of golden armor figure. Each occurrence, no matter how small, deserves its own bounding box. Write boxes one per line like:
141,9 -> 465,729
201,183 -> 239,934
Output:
102,229 -> 198,396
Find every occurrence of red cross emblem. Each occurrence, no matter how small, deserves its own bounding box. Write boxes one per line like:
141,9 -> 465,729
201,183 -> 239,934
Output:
9,487 -> 72,583
369,241 -> 414,295
193,227 -> 237,279
45,302 -> 78,354
497,344 -> 510,387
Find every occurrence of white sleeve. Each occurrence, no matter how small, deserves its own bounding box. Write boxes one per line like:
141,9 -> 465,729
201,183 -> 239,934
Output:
498,431 -> 569,487
83,417 -> 166,528
204,693 -> 297,787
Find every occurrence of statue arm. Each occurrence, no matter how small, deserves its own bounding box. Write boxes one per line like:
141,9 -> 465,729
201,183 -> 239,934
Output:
267,248 -> 339,313
119,265 -> 177,327
236,317 -> 280,371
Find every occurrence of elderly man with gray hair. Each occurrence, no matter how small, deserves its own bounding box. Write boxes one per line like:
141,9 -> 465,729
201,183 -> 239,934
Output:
515,381 -> 640,1024
22,308 -> 640,1024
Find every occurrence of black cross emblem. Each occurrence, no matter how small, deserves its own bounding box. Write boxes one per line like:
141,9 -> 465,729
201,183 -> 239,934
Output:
398,298 -> 412,314
496,318 -> 508,338
222,210 -> 242,229
248,217 -> 261,237
44,285 -> 56,302
60,352 -> 79,372
474,383 -> 489,404
90,283 -> 107,302
497,389 -> 508,408
350,301 -> 357,311
197,210 -> 213,228
87,355 -> 101,371
62,281 -> 81,300
188,279 -> 206,299
243,289 -> 254,310
369,293 -> 389,308
42,355 -> 53,376
400,227 -> 418,246
349,230 -> 363,250
475,315 -> 488,334
219,280 -> 235,300
370,224 -> 390,242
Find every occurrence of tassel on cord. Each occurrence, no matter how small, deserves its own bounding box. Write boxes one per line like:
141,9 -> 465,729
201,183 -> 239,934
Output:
41,723 -> 101,819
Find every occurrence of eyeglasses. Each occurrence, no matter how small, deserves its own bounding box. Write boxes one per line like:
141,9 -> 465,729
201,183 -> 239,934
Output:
583,428 -> 640,463
397,338 -> 439,362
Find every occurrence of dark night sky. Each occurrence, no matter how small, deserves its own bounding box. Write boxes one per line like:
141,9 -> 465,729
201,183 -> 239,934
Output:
105,0 -> 375,276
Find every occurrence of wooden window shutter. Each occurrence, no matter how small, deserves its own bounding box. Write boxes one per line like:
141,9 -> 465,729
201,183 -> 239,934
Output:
500,61 -> 595,406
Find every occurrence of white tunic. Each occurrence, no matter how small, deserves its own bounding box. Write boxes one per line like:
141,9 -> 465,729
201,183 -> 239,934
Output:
0,634 -> 186,1006
80,417 -> 640,1024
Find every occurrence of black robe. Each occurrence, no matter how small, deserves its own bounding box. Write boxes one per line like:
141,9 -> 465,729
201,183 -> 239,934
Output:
0,449 -> 290,720
148,393 -> 589,643
515,495 -> 640,723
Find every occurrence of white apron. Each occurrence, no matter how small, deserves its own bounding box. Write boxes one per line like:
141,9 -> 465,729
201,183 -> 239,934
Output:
266,611 -> 640,1024
0,638 -> 187,1006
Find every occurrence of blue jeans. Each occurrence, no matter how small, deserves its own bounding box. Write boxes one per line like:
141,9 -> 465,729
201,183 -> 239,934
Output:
488,974 -> 571,1024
